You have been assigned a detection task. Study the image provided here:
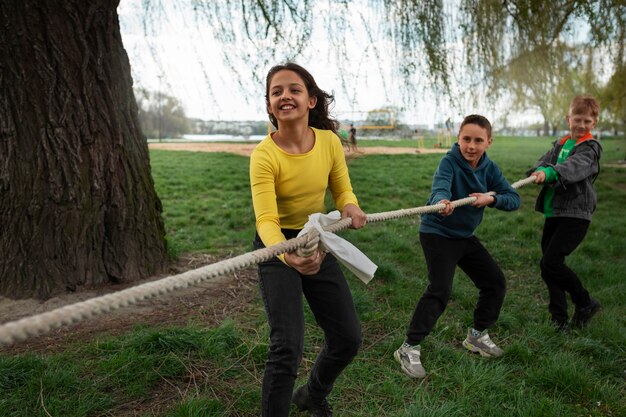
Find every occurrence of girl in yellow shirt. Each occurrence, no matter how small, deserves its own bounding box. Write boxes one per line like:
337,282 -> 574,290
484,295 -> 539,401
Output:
250,63 -> 366,417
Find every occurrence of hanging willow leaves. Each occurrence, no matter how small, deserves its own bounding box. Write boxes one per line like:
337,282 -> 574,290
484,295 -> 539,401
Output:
139,0 -> 624,115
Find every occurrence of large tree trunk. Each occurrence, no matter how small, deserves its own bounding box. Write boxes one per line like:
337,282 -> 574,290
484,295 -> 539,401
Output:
0,0 -> 168,299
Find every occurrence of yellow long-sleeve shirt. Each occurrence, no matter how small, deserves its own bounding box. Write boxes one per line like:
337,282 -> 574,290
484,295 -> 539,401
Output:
250,127 -> 359,249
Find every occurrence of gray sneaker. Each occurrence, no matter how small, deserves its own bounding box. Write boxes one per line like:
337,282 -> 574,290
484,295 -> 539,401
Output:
394,342 -> 426,378
462,329 -> 504,357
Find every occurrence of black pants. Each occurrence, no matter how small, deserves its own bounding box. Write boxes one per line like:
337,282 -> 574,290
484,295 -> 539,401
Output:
254,231 -> 361,417
540,217 -> 591,324
405,233 -> 506,345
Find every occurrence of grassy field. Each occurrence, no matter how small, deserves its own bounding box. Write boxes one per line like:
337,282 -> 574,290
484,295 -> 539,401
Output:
1,136 -> 625,416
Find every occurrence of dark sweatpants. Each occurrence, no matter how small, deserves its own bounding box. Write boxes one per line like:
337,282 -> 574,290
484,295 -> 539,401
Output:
405,232 -> 506,345
254,231 -> 362,417
540,217 -> 591,324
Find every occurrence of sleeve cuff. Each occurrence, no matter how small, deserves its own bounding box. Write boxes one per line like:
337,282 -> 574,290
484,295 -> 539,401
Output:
537,166 -> 558,183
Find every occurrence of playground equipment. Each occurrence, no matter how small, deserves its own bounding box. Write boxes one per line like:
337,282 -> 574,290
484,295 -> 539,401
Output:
436,128 -> 453,148
416,135 -> 425,148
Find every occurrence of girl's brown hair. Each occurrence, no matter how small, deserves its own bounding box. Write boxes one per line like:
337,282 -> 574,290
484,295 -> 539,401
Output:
265,63 -> 339,133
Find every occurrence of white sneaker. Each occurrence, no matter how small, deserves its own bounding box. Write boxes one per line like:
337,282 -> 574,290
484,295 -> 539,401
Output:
462,328 -> 504,357
394,342 -> 426,378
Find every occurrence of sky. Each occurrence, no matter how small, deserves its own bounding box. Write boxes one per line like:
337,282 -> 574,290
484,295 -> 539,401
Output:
116,1 -> 543,129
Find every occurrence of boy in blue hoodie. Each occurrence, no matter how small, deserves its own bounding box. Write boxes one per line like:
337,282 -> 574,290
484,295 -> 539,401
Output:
394,114 -> 521,379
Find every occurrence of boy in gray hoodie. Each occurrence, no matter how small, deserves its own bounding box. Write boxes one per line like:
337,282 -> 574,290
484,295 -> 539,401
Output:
528,95 -> 602,331
394,114 -> 520,379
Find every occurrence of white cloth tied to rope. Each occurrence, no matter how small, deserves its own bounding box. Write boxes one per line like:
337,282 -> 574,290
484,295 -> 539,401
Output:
298,211 -> 378,284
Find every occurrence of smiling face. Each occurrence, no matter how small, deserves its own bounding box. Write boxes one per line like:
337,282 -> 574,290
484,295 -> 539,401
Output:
567,109 -> 597,139
457,123 -> 492,169
266,70 -> 317,127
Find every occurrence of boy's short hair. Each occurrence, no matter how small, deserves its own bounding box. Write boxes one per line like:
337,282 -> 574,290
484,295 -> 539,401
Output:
570,95 -> 600,119
459,114 -> 492,138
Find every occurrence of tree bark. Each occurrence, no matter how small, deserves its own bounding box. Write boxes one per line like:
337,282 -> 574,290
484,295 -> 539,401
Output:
0,0 -> 168,299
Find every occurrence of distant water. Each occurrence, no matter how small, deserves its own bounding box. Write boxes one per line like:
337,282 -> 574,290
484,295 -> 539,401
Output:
180,134 -> 265,142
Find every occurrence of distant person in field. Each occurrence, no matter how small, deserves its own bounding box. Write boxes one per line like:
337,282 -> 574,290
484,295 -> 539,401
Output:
445,117 -> 453,133
250,62 -> 367,417
348,123 -> 357,146
395,114 -> 520,379
527,95 -> 602,331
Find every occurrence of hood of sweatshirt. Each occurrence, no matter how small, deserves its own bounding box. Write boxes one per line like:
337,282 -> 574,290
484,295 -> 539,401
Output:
448,142 -> 491,174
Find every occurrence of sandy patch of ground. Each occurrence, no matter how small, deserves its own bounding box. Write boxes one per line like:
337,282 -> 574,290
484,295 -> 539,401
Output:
148,142 -> 447,156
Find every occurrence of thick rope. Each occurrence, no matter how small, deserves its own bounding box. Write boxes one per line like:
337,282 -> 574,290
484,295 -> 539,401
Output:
0,176 -> 536,346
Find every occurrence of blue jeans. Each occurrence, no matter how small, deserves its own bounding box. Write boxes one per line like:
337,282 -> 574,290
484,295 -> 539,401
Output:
406,233 -> 506,345
254,232 -> 361,417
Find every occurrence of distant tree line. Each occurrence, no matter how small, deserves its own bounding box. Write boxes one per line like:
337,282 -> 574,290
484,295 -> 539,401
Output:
136,85 -> 623,140
135,88 -> 190,139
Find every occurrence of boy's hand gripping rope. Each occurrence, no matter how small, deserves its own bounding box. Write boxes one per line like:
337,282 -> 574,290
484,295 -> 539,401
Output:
0,176 -> 537,346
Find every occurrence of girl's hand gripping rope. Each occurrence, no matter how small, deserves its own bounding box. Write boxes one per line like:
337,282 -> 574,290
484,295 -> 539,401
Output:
293,231 -> 324,275
342,203 -> 367,229
286,249 -> 326,276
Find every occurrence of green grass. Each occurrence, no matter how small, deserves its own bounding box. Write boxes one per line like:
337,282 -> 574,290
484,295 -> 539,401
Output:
1,136 -> 625,416
150,151 -> 255,258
